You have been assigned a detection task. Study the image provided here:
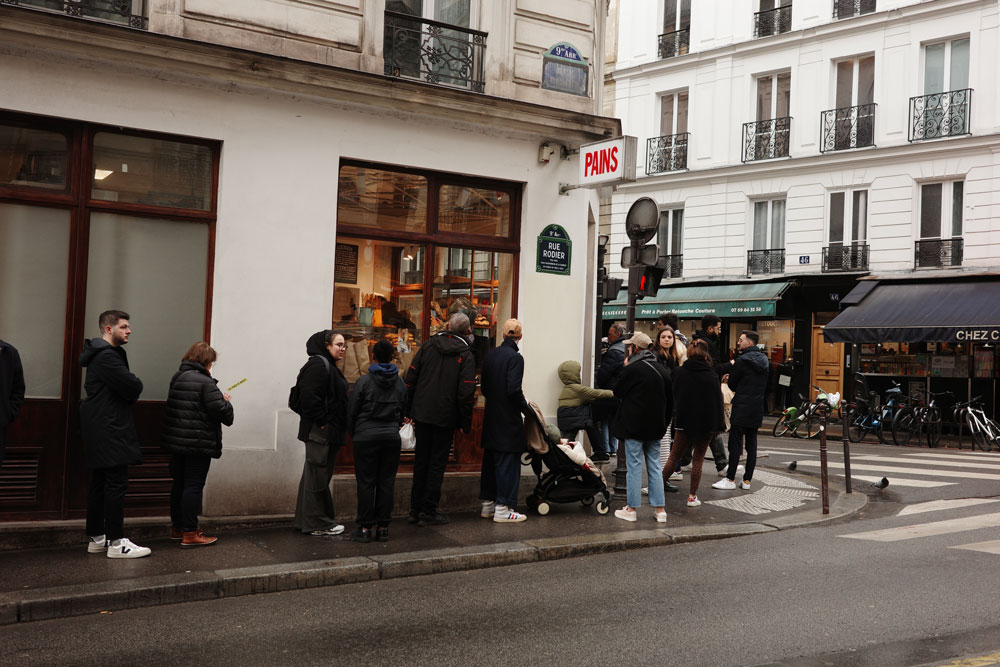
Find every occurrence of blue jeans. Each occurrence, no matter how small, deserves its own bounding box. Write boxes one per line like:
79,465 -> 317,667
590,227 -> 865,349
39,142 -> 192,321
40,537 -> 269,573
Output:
602,422 -> 618,454
624,438 -> 664,508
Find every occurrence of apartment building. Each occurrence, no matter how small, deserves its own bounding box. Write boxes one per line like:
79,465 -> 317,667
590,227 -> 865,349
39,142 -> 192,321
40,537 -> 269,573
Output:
0,1 -> 618,520
607,0 -> 1000,413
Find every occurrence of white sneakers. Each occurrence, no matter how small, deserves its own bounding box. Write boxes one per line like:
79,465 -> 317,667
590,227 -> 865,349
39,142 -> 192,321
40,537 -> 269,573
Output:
686,496 -> 701,507
669,471 -> 683,480
614,507 -> 637,522
740,480 -> 751,490
712,478 -> 737,490
87,535 -> 108,554
493,505 -> 526,523
654,511 -> 667,523
481,500 -> 496,518
106,538 -> 151,559
310,525 -> 345,536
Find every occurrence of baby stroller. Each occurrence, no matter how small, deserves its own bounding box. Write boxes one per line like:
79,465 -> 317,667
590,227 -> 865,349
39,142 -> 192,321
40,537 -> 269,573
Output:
521,401 -> 611,516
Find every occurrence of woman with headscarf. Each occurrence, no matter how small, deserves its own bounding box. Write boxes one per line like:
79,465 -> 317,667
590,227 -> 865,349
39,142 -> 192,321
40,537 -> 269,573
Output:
659,339 -> 725,508
291,330 -> 348,536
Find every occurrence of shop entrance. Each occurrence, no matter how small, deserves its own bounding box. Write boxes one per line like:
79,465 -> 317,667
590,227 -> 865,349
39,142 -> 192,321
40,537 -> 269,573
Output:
811,324 -> 843,400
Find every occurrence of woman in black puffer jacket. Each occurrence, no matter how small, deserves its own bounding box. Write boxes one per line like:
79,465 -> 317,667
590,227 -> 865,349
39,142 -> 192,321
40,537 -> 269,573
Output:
161,342 -> 234,548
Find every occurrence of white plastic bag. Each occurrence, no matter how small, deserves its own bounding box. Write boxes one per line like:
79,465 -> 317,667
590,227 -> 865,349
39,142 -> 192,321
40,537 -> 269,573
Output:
400,423 -> 416,450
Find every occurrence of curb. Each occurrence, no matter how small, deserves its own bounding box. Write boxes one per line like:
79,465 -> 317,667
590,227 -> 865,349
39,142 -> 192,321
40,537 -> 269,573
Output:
0,489 -> 867,626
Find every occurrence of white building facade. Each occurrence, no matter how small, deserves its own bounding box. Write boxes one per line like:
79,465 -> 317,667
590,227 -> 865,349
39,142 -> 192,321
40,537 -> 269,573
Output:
0,0 -> 617,520
608,0 -> 1000,414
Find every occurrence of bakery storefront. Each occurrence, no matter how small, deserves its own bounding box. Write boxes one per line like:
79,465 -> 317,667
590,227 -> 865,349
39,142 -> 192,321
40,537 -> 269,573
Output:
331,160 -> 521,472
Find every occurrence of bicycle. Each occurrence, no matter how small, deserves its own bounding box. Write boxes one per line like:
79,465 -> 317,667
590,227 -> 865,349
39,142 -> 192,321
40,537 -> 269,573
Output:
954,396 -> 984,450
844,381 -> 907,444
773,385 -> 839,439
891,390 -> 952,448
965,401 -> 1000,452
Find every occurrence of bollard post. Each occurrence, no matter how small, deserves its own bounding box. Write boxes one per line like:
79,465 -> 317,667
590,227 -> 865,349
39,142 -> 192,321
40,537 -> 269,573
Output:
841,405 -> 852,494
818,402 -> 829,515
612,449 -> 628,504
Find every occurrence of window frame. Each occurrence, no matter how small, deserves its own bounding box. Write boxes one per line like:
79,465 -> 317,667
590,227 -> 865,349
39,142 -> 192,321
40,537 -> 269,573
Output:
751,198 -> 786,250
918,180 -> 964,240
827,188 -> 868,246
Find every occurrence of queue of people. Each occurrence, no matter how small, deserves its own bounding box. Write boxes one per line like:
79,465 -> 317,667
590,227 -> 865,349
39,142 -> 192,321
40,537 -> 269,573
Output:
69,304 -> 765,558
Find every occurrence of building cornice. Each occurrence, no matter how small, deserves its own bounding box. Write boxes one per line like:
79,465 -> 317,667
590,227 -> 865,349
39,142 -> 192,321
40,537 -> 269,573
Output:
0,6 -> 619,144
618,132 -> 1000,191
610,0 -> 995,82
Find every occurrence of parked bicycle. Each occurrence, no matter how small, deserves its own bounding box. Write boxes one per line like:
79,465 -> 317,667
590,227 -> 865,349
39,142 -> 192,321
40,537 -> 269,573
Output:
773,385 -> 840,439
891,390 -> 952,448
954,396 -> 985,450
962,398 -> 1000,452
844,380 -> 907,444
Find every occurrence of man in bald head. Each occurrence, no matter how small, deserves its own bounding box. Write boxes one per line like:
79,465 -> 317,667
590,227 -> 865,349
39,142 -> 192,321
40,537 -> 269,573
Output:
478,318 -> 530,523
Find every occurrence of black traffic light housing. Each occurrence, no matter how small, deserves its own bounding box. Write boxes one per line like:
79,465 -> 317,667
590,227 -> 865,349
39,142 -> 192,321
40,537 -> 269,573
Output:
629,264 -> 664,298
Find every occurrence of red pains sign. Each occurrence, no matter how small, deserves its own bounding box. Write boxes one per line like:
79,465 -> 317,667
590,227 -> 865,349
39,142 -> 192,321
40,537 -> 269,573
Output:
577,137 -> 635,187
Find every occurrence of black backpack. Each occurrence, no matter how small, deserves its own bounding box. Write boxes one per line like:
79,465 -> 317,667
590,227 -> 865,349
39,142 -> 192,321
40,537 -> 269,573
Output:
288,355 -> 331,414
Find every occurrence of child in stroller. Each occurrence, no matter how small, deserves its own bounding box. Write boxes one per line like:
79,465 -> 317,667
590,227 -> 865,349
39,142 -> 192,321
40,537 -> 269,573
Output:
521,401 -> 611,516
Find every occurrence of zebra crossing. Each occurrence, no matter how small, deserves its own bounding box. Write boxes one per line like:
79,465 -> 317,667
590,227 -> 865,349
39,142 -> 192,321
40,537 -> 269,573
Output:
839,498 -> 1000,554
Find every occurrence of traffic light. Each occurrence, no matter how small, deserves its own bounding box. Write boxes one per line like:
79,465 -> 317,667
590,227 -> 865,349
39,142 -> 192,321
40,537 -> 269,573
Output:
629,264 -> 663,298
602,277 -> 623,300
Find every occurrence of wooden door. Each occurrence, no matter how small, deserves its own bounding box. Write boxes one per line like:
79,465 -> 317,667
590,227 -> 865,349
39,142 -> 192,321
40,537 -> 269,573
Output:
811,325 -> 843,400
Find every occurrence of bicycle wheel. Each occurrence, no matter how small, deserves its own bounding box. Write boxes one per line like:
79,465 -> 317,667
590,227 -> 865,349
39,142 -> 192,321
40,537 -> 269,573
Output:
773,414 -> 793,438
801,412 -> 821,439
924,407 -> 942,448
967,413 -> 991,452
892,408 -> 916,447
844,404 -> 864,443
874,408 -> 888,444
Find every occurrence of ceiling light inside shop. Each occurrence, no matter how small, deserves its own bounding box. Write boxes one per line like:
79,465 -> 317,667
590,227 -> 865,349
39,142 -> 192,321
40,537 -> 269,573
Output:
94,169 -> 113,180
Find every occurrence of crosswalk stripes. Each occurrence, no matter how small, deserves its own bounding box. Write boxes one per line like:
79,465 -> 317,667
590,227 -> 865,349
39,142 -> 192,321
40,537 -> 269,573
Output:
839,512 -> 1000,542
897,498 -> 1000,516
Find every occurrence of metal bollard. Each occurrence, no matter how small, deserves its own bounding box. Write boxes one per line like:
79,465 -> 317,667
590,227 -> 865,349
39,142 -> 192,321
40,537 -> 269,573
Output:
818,402 -> 829,515
842,406 -> 852,494
612,444 -> 628,504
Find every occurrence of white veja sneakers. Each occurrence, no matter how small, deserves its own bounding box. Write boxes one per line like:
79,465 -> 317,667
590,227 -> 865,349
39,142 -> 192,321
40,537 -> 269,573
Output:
106,538 -> 151,559
87,535 -> 108,554
712,478 -> 737,490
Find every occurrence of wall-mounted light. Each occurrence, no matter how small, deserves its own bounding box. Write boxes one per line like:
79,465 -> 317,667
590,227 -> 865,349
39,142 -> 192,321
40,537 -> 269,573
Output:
94,169 -> 113,181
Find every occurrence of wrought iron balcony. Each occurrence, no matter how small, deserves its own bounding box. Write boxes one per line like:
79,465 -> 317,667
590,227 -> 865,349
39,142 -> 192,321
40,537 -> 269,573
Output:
832,0 -> 876,19
659,255 -> 684,279
820,103 -> 875,152
384,10 -> 487,93
822,244 -> 869,272
2,0 -> 148,28
646,133 -> 689,174
754,5 -> 792,38
742,117 -> 791,162
909,89 -> 972,142
915,238 -> 963,269
747,249 -> 786,277
658,27 -> 690,59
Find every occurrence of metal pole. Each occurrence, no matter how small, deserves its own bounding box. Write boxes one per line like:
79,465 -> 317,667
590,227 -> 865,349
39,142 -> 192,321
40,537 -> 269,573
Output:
614,240 -> 642,504
819,402 -> 829,514
842,407 -> 852,494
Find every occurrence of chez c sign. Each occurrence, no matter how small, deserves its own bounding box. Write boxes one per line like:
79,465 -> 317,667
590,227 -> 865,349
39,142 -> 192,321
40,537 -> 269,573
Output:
577,136 -> 637,187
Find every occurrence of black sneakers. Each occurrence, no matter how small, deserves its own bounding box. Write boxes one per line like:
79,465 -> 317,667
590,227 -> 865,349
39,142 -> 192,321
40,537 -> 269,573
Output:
417,512 -> 450,527
352,526 -> 373,543
375,526 -> 389,542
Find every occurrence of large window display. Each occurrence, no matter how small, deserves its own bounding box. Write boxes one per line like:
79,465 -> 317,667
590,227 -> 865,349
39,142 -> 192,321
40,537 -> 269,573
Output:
333,161 -> 520,455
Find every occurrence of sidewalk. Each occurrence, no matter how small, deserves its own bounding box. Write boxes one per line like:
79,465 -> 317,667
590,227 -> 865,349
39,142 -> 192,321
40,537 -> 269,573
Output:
0,460 -> 866,626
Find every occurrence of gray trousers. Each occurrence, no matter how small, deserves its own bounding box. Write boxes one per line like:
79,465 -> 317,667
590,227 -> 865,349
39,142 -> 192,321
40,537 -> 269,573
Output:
292,445 -> 339,533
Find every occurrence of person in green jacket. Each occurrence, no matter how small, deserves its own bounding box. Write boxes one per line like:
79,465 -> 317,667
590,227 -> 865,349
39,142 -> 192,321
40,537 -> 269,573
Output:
556,360 -> 614,463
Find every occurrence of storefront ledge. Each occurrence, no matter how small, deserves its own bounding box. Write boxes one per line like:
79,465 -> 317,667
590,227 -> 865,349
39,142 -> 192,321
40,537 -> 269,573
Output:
0,594 -> 18,626
372,542 -> 537,580
216,558 -> 378,598
15,572 -> 221,624
667,523 -> 777,544
525,530 -> 673,560
761,492 -> 868,530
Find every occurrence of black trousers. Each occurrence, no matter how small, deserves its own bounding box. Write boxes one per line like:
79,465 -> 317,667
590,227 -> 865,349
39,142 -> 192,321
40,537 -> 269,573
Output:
709,433 -> 728,471
479,449 -> 521,508
169,454 -> 212,532
354,437 -> 401,527
85,464 -> 129,541
410,422 -> 453,516
727,425 -> 758,482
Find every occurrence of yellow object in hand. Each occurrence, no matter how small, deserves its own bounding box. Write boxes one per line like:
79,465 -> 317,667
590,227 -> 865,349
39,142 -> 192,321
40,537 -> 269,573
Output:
227,378 -> 248,392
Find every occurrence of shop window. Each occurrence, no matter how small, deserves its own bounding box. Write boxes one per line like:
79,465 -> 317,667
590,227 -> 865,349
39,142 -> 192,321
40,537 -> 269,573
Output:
0,124 -> 69,191
91,133 -> 214,210
337,165 -> 428,233
84,213 -> 210,401
0,203 -> 71,398
438,185 -> 510,237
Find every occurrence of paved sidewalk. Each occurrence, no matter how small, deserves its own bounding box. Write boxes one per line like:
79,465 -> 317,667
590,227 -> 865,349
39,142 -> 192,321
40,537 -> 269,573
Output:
0,461 -> 866,625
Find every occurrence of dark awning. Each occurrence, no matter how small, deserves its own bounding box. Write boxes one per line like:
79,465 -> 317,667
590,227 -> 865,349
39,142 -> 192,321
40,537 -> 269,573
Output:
824,280 -> 1000,343
602,281 -> 793,320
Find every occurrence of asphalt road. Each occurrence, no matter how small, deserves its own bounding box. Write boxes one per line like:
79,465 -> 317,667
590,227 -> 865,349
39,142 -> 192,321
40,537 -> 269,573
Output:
5,440 -> 1000,667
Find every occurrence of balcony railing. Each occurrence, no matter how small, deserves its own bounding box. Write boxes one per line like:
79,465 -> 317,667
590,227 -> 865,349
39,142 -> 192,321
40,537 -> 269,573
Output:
820,103 -> 875,152
384,10 -> 487,93
822,244 -> 870,272
659,255 -> 684,279
747,249 -> 786,277
646,133 -> 689,174
754,5 -> 792,38
915,238 -> 963,269
742,117 -> 791,162
658,27 -> 690,59
909,89 -> 972,142
3,0 -> 148,28
832,0 -> 876,19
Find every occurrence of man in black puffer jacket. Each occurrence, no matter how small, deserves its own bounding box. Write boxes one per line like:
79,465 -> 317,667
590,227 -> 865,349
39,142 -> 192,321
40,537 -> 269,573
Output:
404,312 -> 476,526
161,342 -> 234,547
79,310 -> 149,559
713,330 -> 769,491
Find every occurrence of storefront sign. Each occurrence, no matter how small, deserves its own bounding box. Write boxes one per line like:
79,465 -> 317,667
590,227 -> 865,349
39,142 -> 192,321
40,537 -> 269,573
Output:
578,136 -> 637,187
536,224 -> 572,275
335,242 -> 358,284
602,299 -> 776,320
955,328 -> 1000,342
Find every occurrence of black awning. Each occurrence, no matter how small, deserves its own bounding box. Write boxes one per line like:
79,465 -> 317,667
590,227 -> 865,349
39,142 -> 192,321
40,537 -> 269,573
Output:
824,280 -> 1000,344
